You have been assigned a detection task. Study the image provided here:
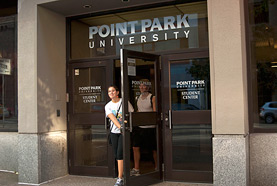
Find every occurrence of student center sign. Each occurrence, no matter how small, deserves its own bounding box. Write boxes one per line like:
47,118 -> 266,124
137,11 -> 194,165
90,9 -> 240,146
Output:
88,14 -> 192,48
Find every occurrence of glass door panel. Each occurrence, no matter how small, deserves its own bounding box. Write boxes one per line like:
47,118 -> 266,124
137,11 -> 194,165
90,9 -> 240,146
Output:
68,61 -> 114,176
120,49 -> 162,186
163,52 -> 213,183
74,125 -> 108,167
172,124 -> 212,171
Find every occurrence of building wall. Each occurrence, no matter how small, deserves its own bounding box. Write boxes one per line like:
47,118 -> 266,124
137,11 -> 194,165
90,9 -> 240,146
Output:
208,0 -> 248,135
18,0 -> 67,184
0,133 -> 18,172
208,0 -> 249,185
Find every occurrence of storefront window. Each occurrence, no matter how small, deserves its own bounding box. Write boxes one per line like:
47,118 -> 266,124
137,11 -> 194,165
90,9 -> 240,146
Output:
248,0 -> 277,131
170,58 -> 210,111
70,1 -> 208,59
0,15 -> 18,132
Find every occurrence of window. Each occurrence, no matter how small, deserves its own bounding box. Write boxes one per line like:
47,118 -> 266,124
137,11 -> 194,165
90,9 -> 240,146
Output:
0,15 -> 18,132
269,103 -> 277,108
70,1 -> 208,59
248,0 -> 277,131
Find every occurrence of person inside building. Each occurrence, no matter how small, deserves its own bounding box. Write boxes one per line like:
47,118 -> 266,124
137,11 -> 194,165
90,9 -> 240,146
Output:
131,79 -> 157,176
105,85 -> 134,186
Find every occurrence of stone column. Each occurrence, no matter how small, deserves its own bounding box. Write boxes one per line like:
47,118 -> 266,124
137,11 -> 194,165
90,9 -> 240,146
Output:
18,0 -> 67,184
207,0 -> 249,185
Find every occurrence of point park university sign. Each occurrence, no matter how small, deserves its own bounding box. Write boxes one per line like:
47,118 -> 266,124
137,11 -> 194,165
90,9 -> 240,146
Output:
88,14 -> 192,48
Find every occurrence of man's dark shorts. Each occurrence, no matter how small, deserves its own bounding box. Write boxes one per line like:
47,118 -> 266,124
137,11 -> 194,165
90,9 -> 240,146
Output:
132,127 -> 157,150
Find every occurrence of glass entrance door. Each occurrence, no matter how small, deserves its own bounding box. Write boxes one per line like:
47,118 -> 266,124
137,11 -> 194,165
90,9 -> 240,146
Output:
162,51 -> 213,183
68,60 -> 114,176
120,49 -> 162,186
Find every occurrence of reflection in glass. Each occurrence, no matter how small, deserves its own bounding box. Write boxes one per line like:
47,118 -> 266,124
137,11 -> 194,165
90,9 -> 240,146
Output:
170,58 -> 210,111
74,125 -> 108,167
128,59 -> 155,107
0,15 -> 18,131
172,124 -> 212,171
248,0 -> 277,130
74,67 -> 106,113
114,59 -> 156,107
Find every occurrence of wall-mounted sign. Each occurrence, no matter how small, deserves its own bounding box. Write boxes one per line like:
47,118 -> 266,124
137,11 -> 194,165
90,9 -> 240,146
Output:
79,86 -> 101,93
176,80 -> 206,100
176,80 -> 205,88
0,58 -> 11,75
131,80 -> 151,87
82,95 -> 98,103
181,90 -> 201,100
88,14 -> 193,48
78,85 -> 102,104
127,58 -> 136,76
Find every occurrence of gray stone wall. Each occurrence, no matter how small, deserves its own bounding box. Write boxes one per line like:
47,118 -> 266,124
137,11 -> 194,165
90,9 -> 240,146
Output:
18,132 -> 67,184
0,133 -> 18,172
250,134 -> 277,186
40,132 -> 68,183
213,135 -> 249,186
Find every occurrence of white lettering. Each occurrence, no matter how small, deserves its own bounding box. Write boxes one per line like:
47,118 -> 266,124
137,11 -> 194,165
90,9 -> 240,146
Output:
184,30 -> 190,38
98,25 -> 110,38
116,22 -> 127,36
89,41 -> 94,48
141,19 -> 152,33
111,24 -> 115,36
153,34 -> 158,42
141,35 -> 146,43
177,14 -> 190,28
128,21 -> 138,34
150,18 -> 163,31
89,26 -> 98,39
176,81 -> 191,86
100,40 -> 105,47
118,38 -> 124,45
164,16 -> 176,30
183,95 -> 198,100
173,31 -> 179,39
89,14 -> 191,39
129,37 -> 135,44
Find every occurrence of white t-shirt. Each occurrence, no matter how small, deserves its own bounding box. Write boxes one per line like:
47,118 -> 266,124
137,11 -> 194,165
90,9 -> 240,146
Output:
105,99 -> 134,134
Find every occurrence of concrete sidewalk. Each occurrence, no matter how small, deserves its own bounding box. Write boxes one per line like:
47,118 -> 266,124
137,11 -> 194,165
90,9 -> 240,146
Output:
0,171 -> 213,186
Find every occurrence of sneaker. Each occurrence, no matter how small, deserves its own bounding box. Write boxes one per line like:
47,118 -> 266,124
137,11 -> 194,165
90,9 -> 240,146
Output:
114,178 -> 123,186
130,168 -> 140,176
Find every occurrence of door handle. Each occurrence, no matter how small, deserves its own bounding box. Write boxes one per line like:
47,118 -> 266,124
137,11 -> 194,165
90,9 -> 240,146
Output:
168,110 -> 172,130
164,110 -> 172,129
129,112 -> 133,132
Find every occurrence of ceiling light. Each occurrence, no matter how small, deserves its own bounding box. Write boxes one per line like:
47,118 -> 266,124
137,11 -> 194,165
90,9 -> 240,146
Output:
271,65 -> 277,68
83,4 -> 92,9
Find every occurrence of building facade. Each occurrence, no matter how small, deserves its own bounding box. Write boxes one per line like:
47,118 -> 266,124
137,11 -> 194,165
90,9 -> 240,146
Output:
0,0 -> 277,185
